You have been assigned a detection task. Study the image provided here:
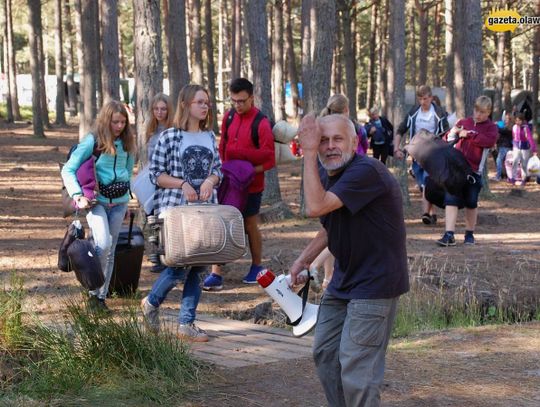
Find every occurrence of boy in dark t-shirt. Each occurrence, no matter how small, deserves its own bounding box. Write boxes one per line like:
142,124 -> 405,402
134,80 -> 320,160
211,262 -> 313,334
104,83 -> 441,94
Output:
290,114 -> 409,407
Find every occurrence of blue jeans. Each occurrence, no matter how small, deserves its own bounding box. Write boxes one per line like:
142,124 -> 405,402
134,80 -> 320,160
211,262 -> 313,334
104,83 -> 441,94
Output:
313,294 -> 398,407
86,203 -> 128,299
147,266 -> 206,324
495,147 -> 510,179
411,160 -> 427,190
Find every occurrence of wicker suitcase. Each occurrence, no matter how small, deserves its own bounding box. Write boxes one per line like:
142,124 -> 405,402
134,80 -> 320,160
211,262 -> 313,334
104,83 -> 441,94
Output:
149,204 -> 247,267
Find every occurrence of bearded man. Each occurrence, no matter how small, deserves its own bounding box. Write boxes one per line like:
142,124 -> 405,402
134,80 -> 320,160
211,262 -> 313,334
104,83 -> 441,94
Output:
289,114 -> 409,407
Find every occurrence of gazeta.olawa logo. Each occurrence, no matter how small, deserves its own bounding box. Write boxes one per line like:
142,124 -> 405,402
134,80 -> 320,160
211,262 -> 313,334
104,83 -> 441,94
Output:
485,7 -> 540,32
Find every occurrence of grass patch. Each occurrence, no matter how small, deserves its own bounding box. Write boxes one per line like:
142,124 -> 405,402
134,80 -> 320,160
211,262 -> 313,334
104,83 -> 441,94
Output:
0,279 -> 207,405
0,103 -> 33,122
393,255 -> 540,337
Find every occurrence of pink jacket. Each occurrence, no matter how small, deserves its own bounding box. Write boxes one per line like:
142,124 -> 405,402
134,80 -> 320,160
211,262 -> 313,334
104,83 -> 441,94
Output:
512,124 -> 537,153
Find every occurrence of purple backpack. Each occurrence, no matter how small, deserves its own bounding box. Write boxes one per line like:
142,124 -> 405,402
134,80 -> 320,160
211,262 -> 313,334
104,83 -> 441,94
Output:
217,160 -> 255,212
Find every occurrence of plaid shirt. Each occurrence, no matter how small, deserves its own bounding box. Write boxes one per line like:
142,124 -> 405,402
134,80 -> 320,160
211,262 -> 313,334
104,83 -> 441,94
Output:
149,128 -> 222,215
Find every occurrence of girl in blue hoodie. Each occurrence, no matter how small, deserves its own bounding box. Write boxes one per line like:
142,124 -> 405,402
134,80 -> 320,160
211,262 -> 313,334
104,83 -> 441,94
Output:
61,101 -> 136,311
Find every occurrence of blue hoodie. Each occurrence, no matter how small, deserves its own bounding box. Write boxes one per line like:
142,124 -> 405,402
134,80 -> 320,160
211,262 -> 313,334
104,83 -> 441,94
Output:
61,133 -> 135,204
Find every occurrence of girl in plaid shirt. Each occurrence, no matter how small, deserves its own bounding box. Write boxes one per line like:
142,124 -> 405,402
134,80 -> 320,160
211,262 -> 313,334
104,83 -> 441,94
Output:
141,84 -> 222,342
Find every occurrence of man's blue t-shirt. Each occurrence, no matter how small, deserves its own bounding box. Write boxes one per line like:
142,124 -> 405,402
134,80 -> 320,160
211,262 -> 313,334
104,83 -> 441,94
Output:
320,155 -> 409,300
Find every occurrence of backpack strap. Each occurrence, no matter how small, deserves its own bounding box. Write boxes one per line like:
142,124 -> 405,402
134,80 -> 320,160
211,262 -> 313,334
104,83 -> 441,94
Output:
223,109 -> 236,148
223,109 -> 268,150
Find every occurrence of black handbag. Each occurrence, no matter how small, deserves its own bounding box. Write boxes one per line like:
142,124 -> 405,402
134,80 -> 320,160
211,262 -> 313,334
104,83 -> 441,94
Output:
58,220 -> 86,272
67,239 -> 105,290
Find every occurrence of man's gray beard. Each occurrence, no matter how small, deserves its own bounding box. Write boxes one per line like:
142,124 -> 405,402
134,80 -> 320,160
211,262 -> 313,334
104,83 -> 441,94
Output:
318,151 -> 354,171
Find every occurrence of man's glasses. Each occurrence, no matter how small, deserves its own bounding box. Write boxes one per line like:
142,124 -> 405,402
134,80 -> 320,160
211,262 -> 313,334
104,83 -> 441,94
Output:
230,97 -> 250,106
192,100 -> 211,108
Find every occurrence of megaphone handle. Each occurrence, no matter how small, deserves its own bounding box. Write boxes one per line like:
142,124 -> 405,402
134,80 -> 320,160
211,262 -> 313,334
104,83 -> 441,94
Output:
286,270 -> 311,327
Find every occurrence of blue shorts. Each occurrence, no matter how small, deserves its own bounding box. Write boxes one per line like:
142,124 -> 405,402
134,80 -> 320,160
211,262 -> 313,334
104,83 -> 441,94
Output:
412,160 -> 427,190
242,192 -> 262,218
444,173 -> 483,208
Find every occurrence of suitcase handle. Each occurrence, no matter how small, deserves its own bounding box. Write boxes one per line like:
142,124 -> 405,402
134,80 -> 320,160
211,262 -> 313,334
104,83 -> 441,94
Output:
127,211 -> 135,248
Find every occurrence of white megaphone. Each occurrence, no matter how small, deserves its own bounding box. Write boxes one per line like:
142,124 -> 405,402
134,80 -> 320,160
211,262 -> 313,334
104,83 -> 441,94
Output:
256,269 -> 319,337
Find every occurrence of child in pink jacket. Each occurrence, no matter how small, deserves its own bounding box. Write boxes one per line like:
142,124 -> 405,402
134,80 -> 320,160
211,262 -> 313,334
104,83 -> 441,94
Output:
511,112 -> 537,183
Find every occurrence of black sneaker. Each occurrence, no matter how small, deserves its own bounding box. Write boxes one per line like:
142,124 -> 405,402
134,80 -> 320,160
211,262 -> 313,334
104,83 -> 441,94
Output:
88,295 -> 112,314
430,214 -> 437,224
464,233 -> 475,245
436,232 -> 456,247
421,213 -> 431,225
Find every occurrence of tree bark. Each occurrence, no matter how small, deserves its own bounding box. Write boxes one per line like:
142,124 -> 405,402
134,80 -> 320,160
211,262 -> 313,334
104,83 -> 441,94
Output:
63,0 -> 77,116
283,0 -> 299,119
415,0 -> 429,86
272,0 -> 286,122
204,0 -> 219,133
307,0 -> 336,113
377,0 -> 389,115
366,1 -> 378,109
78,0 -> 99,138
432,1 -> 442,87
37,11 -> 49,128
54,0 -> 66,125
337,0 -> 356,119
493,32 -> 505,120
331,11 -> 342,95
502,31 -> 512,114
133,0 -> 163,158
27,0 -> 45,137
101,0 -> 120,103
190,0 -> 204,85
388,0 -> 408,205
300,0 -> 312,115
167,0 -> 190,107
4,0 -> 21,121
444,0 -> 455,113
532,1 -> 540,138
409,4 -> 416,86
231,0 -> 242,79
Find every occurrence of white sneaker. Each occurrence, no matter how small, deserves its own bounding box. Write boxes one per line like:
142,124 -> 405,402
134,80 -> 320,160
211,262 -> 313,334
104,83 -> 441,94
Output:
140,296 -> 160,333
177,323 -> 209,342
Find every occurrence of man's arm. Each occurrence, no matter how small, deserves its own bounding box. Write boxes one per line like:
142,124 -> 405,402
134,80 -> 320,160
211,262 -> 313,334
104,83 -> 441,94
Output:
289,228 -> 328,285
298,114 -> 343,218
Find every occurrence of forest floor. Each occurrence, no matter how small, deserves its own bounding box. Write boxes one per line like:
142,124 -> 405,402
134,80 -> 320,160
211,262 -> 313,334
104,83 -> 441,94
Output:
0,122 -> 539,406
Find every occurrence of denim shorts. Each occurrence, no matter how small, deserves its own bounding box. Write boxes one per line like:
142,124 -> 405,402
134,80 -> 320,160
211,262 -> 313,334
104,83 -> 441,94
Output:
444,173 -> 483,208
242,192 -> 262,218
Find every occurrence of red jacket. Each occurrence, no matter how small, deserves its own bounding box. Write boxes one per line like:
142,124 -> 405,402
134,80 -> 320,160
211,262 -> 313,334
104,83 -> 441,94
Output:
219,107 -> 275,193
453,117 -> 497,172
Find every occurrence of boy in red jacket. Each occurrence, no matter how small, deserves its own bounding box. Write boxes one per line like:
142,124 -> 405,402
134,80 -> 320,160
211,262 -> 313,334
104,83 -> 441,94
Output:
437,96 -> 498,247
203,78 -> 275,289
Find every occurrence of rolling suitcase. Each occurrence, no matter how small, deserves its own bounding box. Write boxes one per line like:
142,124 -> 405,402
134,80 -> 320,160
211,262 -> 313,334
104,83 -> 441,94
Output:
148,204 -> 247,267
108,212 -> 145,296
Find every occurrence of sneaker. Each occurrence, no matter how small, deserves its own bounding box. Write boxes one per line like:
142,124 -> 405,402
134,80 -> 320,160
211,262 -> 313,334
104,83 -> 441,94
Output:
242,264 -> 264,284
490,176 -> 501,182
88,295 -> 111,314
177,323 -> 209,342
507,178 -> 515,185
202,273 -> 224,291
421,213 -> 431,225
436,232 -> 456,247
140,296 -> 160,333
464,233 -> 475,245
430,214 -> 437,225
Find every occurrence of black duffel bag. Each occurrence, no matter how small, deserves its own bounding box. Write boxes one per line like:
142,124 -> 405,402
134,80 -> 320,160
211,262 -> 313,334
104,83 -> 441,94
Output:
405,130 -> 475,196
67,239 -> 105,290
58,220 -> 86,272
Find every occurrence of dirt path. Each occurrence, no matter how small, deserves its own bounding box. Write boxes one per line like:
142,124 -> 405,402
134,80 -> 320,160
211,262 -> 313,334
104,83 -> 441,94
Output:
1,123 -> 539,406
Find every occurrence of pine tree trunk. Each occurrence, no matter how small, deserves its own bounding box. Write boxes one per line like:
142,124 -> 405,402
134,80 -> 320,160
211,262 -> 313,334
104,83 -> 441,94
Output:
190,0 -> 204,85
272,0 -> 285,122
101,0 -> 120,103
415,0 -> 428,86
300,0 -> 312,115
284,0 -> 299,119
37,18 -> 49,128
532,2 -> 540,137
389,0 -> 408,205
366,1 -> 378,109
337,0 -> 356,119
54,0 -> 66,125
133,0 -> 163,158
432,2 -> 441,87
502,31 -> 512,114
167,0 -> 190,107
309,0 -> 335,113
493,32 -> 505,120
78,0 -> 99,138
27,0 -> 44,137
63,0 -> 77,116
377,0 -> 388,115
5,0 -> 21,121
204,0 -> 219,133
444,0 -> 455,113
231,0 -> 242,79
